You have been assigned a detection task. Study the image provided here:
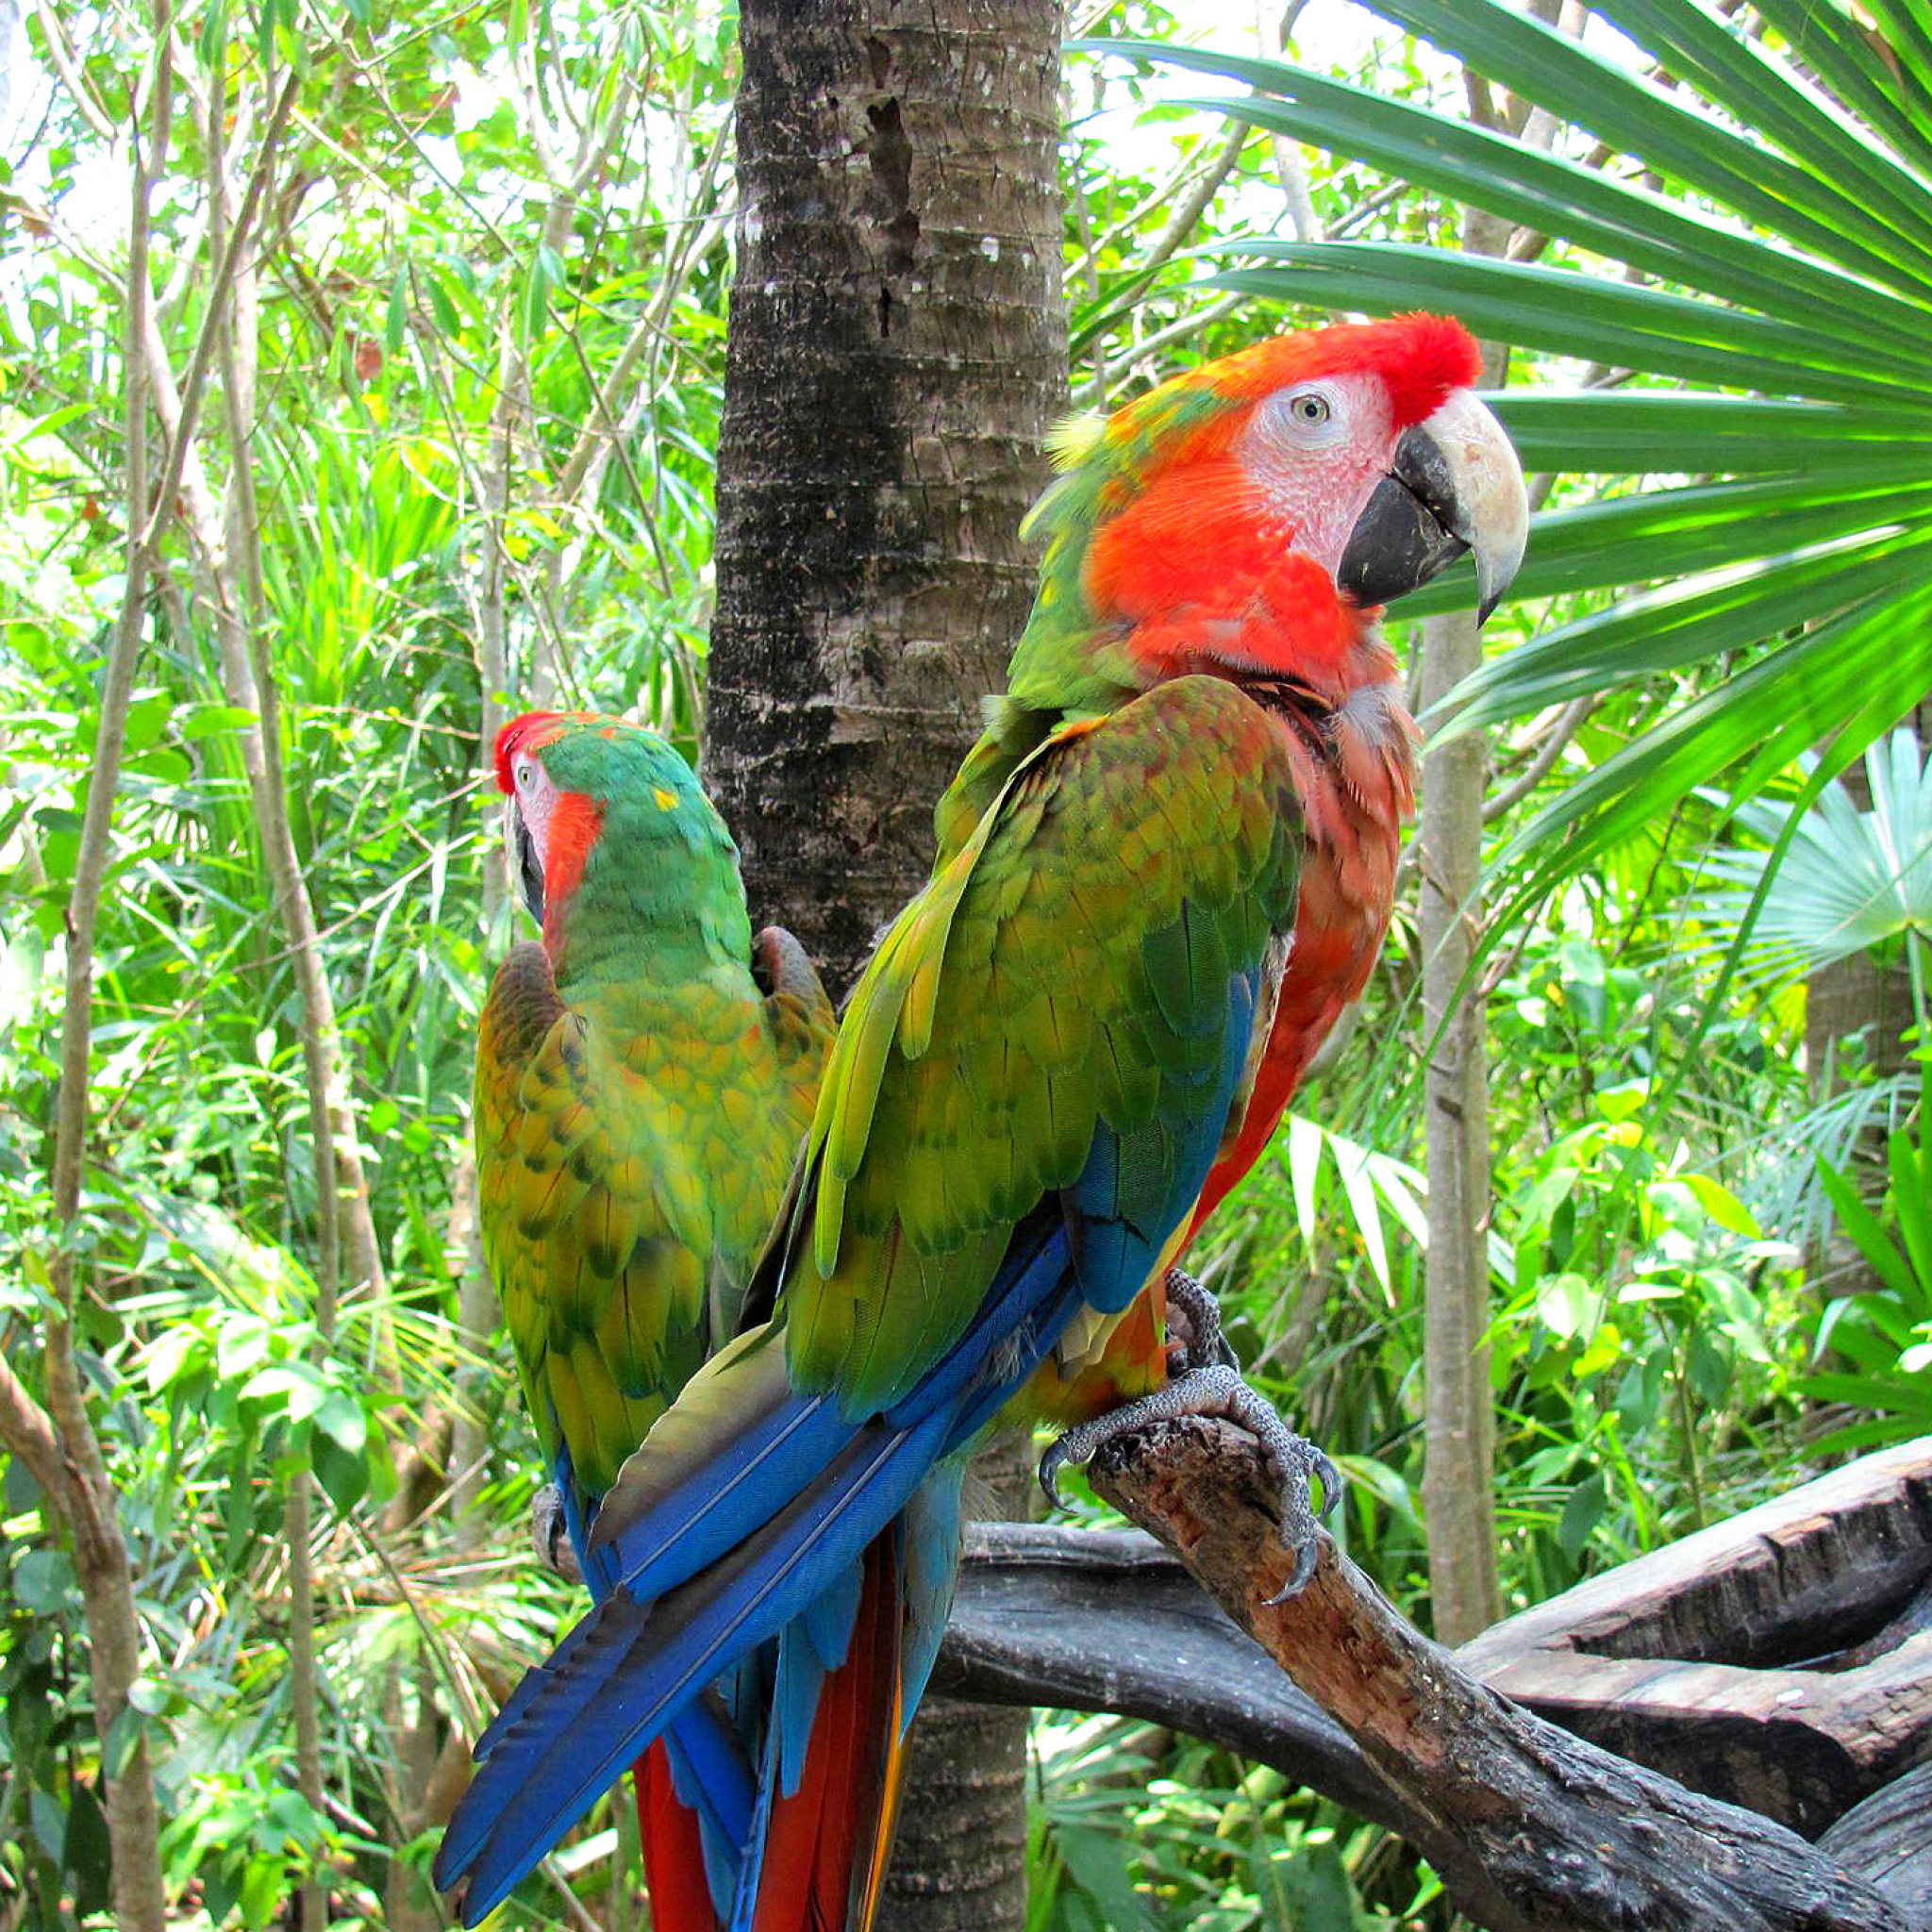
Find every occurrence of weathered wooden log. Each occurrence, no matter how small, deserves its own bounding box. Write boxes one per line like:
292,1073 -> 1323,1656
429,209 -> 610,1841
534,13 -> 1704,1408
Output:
1458,1436 -> 1932,1836
1081,1414 -> 1914,1932
1819,1762 -> 1932,1922
939,1437 -> 1932,1840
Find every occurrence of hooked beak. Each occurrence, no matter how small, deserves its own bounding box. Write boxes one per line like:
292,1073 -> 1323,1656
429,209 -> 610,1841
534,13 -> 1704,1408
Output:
508,799 -> 544,924
1338,390 -> 1528,624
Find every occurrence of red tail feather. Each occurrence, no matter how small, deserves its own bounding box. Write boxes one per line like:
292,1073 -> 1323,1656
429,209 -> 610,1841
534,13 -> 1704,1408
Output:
751,1537 -> 906,1932
637,1741 -> 718,1932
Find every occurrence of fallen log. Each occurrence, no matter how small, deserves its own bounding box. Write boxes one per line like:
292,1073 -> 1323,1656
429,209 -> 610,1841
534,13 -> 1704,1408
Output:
1458,1436 -> 1932,1834
938,1437 -> 1932,1839
1819,1762 -> 1932,1922
1077,1414 -> 1914,1932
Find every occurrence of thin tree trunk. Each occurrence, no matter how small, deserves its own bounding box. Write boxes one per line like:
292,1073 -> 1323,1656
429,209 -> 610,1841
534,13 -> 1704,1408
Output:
707,4 -> 1066,1921
1417,597 -> 1503,1644
1416,200 -> 1511,1644
1,29 -> 184,1931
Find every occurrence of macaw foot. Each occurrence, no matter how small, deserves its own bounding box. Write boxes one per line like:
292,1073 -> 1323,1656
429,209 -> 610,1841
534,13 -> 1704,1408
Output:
1160,1266 -> 1239,1375
531,1484 -> 583,1586
1038,1365 -> 1340,1602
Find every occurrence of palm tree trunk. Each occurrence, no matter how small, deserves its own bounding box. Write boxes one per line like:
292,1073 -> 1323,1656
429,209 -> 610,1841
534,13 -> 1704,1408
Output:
706,3 -> 1067,1923
707,0 -> 1067,991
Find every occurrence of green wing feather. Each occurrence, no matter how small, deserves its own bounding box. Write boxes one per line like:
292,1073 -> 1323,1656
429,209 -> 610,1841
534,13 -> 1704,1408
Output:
476,941 -> 828,1502
783,674 -> 1304,1418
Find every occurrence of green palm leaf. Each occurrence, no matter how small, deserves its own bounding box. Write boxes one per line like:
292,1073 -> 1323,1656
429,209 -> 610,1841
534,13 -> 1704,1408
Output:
1703,729 -> 1932,982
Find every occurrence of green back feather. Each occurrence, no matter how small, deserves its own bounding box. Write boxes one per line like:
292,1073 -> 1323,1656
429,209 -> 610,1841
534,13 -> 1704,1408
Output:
475,720 -> 831,1502
784,675 -> 1303,1420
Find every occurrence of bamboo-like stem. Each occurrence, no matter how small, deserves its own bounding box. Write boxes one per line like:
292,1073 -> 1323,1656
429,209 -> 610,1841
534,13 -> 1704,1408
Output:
25,25 -> 181,1932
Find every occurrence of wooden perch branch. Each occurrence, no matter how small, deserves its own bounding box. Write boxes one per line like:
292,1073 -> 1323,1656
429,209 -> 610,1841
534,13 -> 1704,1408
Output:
935,1522 -> 1423,1840
1077,1416 -> 1915,1932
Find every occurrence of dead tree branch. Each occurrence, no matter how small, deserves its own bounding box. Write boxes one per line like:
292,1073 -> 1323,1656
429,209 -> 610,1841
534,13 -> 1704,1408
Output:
1076,1416 -> 1917,1932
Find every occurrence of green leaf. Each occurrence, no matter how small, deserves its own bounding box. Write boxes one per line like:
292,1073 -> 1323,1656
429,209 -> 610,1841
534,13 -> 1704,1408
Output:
1358,0 -> 1932,301
1438,530 -> 1932,738
1487,391 -> 1929,475
1405,475 -> 1932,619
1595,0 -> 1932,263
1557,1467 -> 1606,1563
1687,1327 -> 1733,1404
1814,1152 -> 1922,1305
1215,246 -> 1932,408
385,265 -> 408,357
240,1362 -> 327,1422
1885,1130 -> 1932,1315
13,1547 -> 77,1612
1539,1272 -> 1593,1339
63,1779 -> 111,1918
1111,50 -> 1932,356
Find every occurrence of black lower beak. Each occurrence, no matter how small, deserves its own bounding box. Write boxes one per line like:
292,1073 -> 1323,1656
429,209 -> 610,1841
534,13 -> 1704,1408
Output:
515,818 -> 543,923
1337,424 -> 1471,613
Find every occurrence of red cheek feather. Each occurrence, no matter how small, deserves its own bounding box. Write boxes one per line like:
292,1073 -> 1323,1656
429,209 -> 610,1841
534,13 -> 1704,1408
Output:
541,792 -> 605,945
1088,466 -> 1357,683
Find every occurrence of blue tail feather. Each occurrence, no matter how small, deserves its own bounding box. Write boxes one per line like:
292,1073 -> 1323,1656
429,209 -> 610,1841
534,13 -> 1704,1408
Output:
441,1407 -> 950,1923
591,1386 -> 854,1599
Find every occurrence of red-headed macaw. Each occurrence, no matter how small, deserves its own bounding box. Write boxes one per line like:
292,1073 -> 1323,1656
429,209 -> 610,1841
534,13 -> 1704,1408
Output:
473,711 -> 833,1925
437,314 -> 1527,1929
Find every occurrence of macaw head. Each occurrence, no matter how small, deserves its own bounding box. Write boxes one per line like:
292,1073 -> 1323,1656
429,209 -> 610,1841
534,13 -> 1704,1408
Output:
493,712 -> 729,950
1011,313 -> 1526,705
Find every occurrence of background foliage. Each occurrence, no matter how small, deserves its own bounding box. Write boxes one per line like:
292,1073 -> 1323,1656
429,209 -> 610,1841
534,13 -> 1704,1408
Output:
4,0 -> 1928,1925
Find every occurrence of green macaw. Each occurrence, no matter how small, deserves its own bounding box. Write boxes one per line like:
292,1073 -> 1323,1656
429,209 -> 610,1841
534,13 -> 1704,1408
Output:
475,709 -> 832,1924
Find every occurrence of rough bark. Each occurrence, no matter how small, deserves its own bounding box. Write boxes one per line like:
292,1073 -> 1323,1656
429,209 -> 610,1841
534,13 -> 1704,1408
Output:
707,6 -> 1066,1923
707,0 -> 1068,994
1087,1416 -> 1915,1932
1819,1763 -> 1932,1922
940,1439 -> 1932,1839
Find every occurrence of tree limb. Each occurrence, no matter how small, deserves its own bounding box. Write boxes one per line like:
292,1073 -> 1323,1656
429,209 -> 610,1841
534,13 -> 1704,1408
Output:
1083,1416 -> 1915,1932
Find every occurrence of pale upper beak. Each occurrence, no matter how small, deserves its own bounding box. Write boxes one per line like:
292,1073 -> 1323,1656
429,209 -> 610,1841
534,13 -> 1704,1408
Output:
1337,390 -> 1528,624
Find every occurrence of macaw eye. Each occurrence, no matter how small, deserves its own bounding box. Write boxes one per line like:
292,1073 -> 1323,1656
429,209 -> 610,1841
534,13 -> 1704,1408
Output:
1289,392 -> 1330,425
515,759 -> 537,789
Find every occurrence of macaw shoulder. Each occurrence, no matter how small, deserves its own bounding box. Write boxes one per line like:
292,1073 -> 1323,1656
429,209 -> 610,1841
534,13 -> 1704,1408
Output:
1006,675 -> 1307,900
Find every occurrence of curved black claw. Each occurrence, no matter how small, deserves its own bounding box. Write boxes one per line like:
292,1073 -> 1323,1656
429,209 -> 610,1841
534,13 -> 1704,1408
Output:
1036,1363 -> 1340,1601
1162,1267 -> 1239,1374
1038,1435 -> 1074,1509
530,1484 -> 581,1585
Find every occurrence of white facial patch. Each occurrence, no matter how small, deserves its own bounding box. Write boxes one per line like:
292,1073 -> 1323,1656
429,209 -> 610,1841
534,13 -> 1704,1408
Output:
1237,372 -> 1395,577
511,755 -> 561,868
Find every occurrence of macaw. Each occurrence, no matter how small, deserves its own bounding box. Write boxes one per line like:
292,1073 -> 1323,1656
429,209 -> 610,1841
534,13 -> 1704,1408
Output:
437,314 -> 1528,1930
472,710 -> 833,1925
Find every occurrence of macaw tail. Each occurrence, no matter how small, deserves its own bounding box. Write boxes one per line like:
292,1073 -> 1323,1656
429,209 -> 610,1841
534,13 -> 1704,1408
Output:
434,1394 -> 953,1923
437,1221 -> 1073,1926
737,1535 -> 903,1932
733,1460 -> 968,1932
